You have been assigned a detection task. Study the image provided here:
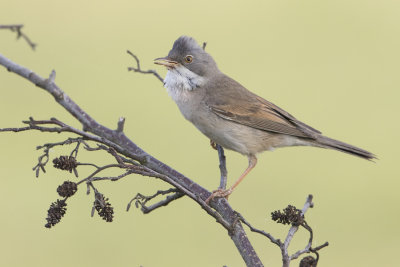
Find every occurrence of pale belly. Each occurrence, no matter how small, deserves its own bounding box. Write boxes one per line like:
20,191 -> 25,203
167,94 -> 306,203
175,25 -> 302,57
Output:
187,105 -> 311,156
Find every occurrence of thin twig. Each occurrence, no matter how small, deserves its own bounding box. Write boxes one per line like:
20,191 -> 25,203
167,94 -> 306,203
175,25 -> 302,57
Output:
77,164 -> 122,185
0,24 -> 36,50
70,140 -> 81,158
117,117 -> 125,133
36,137 -> 84,151
82,142 -> 140,166
290,221 -> 329,263
32,148 -> 49,178
216,144 -> 228,189
281,195 -> 318,267
237,212 -> 281,246
127,50 -> 163,82
140,192 -> 184,214
312,241 -> 329,252
89,170 -> 134,182
283,195 -> 314,251
0,126 -> 31,132
127,188 -> 181,212
76,162 -> 100,169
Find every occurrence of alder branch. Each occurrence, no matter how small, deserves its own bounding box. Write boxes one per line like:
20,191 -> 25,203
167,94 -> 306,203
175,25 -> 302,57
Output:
0,24 -> 36,50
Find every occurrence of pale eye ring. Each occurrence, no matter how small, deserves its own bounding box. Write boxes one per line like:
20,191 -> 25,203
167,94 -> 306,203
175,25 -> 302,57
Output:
184,55 -> 193,63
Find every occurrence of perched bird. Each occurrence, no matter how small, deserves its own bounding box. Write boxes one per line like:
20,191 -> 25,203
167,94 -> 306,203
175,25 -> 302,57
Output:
154,36 -> 375,202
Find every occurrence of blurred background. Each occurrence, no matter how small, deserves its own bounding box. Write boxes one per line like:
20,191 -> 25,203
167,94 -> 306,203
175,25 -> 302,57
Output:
0,0 -> 398,266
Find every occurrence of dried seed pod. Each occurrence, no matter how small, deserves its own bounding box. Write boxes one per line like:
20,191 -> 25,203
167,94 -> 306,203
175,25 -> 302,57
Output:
45,199 -> 67,228
57,181 -> 78,197
53,156 -> 77,172
271,205 -> 303,226
94,193 -> 114,222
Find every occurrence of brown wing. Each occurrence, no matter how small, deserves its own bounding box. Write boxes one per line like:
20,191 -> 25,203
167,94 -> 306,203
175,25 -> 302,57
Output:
205,74 -> 321,139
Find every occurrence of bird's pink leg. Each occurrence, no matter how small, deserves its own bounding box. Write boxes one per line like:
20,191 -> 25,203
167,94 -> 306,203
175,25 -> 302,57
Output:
205,155 -> 257,204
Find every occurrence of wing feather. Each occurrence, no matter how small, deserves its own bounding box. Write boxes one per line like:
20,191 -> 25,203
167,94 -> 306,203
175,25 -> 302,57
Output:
205,74 -> 321,139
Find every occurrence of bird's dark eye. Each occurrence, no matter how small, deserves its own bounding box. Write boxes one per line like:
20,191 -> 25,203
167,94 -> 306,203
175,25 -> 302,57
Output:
184,55 -> 193,63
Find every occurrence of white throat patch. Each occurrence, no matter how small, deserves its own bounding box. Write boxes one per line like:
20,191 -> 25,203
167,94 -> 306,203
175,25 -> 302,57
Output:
164,65 -> 205,102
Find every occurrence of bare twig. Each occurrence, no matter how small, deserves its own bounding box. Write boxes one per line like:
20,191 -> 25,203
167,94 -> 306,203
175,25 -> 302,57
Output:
0,24 -> 36,50
280,195 -> 313,267
82,143 -> 139,166
312,241 -> 329,253
310,241 -> 329,263
76,162 -> 100,169
117,117 -> 125,133
236,212 -> 281,247
89,170 -> 134,182
32,148 -> 49,178
283,195 -> 313,252
127,188 -> 182,213
216,144 -> 228,189
139,192 -> 184,214
290,220 -> 329,263
209,141 -> 227,189
0,126 -> 31,132
69,139 -> 81,158
76,164 -> 122,185
127,50 -> 163,82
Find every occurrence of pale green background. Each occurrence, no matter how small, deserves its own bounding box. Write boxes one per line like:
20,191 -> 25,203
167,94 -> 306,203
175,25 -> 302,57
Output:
0,0 -> 398,266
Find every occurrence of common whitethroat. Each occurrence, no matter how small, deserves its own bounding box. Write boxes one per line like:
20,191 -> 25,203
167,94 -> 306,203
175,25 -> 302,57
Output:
154,36 -> 375,203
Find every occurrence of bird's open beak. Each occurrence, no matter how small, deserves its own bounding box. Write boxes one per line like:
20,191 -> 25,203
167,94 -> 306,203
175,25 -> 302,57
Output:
154,57 -> 178,69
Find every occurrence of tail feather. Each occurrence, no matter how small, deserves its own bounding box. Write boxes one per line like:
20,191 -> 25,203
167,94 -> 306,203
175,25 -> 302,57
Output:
315,136 -> 376,161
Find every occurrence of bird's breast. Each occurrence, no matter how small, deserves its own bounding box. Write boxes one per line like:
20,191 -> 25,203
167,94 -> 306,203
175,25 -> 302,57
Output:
164,66 -> 205,102
163,67 -> 206,122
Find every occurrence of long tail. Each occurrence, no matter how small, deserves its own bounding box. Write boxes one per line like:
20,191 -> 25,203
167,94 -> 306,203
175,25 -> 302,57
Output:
315,135 -> 376,161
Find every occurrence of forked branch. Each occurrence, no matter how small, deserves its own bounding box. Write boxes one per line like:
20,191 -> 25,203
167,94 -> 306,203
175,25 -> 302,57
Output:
0,24 -> 36,50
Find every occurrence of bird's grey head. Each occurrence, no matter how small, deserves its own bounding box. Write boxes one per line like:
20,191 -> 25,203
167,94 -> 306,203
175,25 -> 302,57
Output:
154,36 -> 219,77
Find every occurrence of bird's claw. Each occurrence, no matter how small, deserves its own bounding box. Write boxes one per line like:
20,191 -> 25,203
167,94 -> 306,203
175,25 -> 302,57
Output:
210,140 -> 218,150
205,188 -> 232,204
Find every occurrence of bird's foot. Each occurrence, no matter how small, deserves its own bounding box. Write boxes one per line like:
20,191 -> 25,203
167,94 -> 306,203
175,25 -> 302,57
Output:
205,188 -> 232,204
210,140 -> 217,150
